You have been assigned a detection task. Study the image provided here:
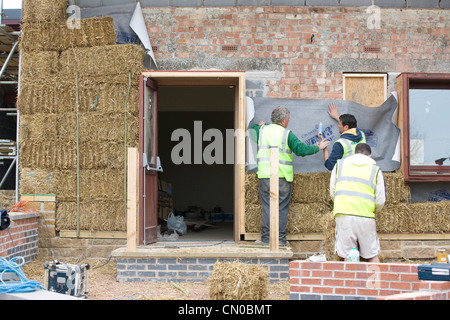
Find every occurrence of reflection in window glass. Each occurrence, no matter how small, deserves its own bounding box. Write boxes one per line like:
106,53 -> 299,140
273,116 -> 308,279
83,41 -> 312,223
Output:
409,89 -> 450,166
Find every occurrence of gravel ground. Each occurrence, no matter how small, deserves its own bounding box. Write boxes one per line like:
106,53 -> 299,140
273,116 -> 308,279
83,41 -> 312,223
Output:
21,256 -> 290,300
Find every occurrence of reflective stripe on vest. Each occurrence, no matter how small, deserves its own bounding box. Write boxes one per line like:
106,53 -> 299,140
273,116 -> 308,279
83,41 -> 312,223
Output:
257,124 -> 294,182
333,156 -> 379,218
336,131 -> 366,158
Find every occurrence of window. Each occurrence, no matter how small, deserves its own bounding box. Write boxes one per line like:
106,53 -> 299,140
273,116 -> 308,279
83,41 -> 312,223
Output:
397,73 -> 450,181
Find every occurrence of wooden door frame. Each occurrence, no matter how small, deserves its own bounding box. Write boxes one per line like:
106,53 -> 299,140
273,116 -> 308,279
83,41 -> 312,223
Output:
140,71 -> 246,243
138,76 -> 159,245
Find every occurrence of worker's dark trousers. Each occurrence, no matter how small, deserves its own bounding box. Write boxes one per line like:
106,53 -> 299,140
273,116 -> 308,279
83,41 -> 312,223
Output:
258,178 -> 292,244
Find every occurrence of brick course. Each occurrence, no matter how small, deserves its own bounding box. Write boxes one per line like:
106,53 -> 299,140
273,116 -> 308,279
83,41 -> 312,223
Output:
0,213 -> 39,263
117,257 -> 290,282
290,260 -> 450,300
143,6 -> 450,99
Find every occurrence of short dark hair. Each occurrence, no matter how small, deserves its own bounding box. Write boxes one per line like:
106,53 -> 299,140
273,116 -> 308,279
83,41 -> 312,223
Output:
355,143 -> 371,156
339,114 -> 357,129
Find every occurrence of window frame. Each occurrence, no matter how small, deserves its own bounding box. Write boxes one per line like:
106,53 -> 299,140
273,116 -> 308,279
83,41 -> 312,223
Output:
398,72 -> 450,182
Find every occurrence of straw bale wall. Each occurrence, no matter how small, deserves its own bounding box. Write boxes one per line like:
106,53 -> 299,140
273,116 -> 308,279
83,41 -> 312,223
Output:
245,170 -> 449,236
245,172 -> 333,234
18,1 -> 144,233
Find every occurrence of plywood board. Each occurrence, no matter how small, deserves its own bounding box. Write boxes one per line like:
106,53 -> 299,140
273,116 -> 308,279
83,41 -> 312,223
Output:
344,74 -> 387,107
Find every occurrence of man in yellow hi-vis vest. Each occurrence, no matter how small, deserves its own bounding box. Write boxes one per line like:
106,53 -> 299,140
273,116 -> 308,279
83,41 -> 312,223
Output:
330,143 -> 386,262
251,106 -> 329,245
323,103 -> 366,171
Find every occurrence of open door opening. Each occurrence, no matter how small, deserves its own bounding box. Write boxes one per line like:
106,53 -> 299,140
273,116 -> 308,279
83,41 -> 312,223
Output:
158,86 -> 235,241
139,71 -> 246,245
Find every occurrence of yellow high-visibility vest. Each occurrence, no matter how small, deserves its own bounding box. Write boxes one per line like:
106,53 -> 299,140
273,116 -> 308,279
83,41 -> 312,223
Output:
333,156 -> 379,218
257,124 -> 294,182
336,131 -> 366,158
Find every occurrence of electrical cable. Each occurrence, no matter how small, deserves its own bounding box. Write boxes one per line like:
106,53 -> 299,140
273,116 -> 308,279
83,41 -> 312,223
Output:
0,256 -> 44,294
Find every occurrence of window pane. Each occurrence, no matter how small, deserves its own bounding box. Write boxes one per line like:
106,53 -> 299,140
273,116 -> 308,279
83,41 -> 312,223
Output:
409,89 -> 450,166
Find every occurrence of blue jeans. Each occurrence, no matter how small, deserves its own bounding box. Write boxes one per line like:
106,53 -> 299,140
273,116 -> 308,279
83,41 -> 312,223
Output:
258,178 -> 292,243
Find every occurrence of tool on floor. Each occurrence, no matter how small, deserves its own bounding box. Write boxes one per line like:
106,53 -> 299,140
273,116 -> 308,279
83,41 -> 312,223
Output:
44,260 -> 90,298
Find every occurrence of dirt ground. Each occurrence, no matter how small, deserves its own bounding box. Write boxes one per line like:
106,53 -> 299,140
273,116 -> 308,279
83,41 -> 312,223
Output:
21,256 -> 290,300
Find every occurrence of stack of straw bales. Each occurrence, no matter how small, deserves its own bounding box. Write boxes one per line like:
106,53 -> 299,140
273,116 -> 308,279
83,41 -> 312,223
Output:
209,261 -> 268,300
18,0 -> 144,232
245,170 -> 450,244
245,172 -> 332,234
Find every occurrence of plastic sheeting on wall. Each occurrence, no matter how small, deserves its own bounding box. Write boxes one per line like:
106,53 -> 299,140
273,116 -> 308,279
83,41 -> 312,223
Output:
246,95 -> 401,173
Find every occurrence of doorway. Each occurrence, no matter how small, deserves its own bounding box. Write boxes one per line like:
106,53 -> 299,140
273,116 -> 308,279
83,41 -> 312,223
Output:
158,86 -> 234,241
139,71 -> 246,244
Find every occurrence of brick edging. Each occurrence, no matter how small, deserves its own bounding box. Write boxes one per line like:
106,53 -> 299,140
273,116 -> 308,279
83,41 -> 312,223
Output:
290,260 -> 450,300
0,213 -> 39,263
117,257 -> 290,282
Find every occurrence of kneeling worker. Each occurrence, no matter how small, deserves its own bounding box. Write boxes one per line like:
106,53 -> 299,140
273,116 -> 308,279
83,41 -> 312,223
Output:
329,143 -> 386,262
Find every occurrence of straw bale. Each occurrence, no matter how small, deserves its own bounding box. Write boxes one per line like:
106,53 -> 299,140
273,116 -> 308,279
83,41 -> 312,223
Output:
321,211 -> 339,261
20,17 -> 117,52
20,22 -> 65,52
17,77 -> 61,114
20,139 -> 131,179
287,202 -> 332,234
383,171 -> 410,204
245,202 -> 331,234
244,203 -> 262,233
20,140 -> 76,170
60,45 -> 144,78
56,200 -> 126,232
19,168 -> 59,195
64,17 -> 117,48
55,170 -> 77,202
54,168 -> 125,202
376,202 -> 450,233
70,76 -> 140,115
209,261 -> 268,300
20,51 -> 60,79
245,172 -> 331,205
80,168 -> 125,201
19,114 -> 58,144
291,172 -> 331,203
78,112 -> 139,144
79,141 -> 128,170
19,72 -> 140,117
0,190 -> 16,211
53,111 -> 138,143
245,173 -> 260,205
22,0 -> 68,23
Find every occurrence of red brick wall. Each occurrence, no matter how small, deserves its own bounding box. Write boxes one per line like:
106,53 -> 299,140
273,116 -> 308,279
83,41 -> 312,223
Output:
0,213 -> 39,263
144,6 -> 450,99
290,260 -> 450,300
